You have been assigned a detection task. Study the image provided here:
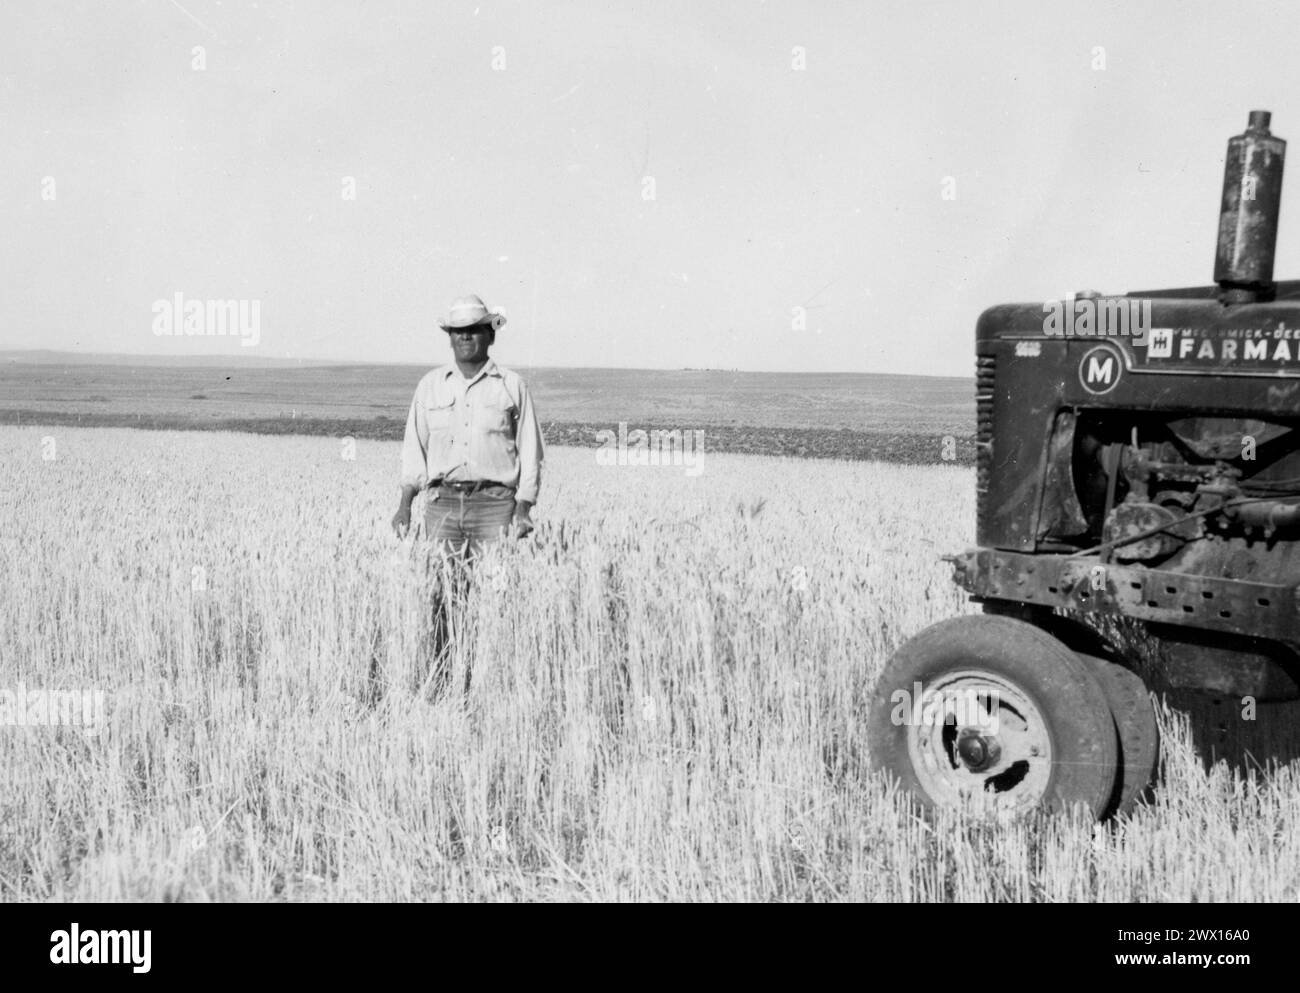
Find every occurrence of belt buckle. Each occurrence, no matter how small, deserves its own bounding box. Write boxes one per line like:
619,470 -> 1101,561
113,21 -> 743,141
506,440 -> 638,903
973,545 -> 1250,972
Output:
438,479 -> 500,494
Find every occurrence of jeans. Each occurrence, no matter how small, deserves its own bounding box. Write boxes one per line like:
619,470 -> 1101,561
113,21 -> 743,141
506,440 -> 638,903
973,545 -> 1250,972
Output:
421,485 -> 516,696
424,484 -> 517,559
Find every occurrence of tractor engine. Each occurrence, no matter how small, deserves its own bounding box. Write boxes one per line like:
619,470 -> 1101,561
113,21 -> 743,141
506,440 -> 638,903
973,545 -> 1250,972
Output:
960,110 -> 1300,702
870,111 -> 1300,821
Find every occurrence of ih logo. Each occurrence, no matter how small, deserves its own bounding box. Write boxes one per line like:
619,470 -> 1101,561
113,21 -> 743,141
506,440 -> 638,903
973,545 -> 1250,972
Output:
1079,344 -> 1123,395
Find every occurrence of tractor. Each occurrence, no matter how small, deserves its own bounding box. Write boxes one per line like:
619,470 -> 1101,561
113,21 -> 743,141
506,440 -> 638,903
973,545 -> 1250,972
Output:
868,111 -> 1300,818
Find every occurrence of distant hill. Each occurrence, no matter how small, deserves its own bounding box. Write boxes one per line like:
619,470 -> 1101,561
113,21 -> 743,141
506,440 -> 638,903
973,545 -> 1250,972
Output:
0,350 -> 343,369
0,350 -> 971,383
0,352 -> 975,464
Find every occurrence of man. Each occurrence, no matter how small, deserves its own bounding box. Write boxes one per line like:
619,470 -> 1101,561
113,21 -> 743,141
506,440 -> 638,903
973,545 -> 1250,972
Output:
391,294 -> 544,555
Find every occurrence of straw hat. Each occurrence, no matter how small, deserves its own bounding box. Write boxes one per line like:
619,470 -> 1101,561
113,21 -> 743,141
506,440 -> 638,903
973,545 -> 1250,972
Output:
439,294 -> 506,331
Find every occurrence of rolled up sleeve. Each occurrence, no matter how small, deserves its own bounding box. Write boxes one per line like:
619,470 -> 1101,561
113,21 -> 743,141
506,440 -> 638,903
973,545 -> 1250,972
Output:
399,394 -> 429,490
514,379 -> 544,504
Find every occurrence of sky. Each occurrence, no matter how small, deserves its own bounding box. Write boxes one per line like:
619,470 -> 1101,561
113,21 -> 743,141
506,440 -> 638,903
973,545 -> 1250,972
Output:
4,0 -> 1300,376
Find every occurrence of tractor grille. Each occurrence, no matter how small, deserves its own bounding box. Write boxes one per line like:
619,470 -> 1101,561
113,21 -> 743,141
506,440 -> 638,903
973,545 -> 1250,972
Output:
975,353 -> 995,521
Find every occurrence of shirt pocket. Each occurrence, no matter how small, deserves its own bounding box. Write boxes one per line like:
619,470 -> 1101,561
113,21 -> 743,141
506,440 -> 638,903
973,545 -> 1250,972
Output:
425,397 -> 456,426
424,398 -> 457,460
483,394 -> 517,436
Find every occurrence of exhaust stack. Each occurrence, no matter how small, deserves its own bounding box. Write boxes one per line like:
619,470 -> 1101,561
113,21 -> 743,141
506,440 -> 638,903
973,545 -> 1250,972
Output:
1216,110 -> 1285,303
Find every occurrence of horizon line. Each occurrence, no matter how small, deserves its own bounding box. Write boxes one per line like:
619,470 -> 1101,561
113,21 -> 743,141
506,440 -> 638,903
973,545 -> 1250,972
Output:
0,348 -> 974,380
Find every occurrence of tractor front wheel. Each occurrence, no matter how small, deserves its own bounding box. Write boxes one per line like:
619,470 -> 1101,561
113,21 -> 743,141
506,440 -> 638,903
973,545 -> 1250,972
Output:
867,615 -> 1119,819
1078,653 -> 1159,817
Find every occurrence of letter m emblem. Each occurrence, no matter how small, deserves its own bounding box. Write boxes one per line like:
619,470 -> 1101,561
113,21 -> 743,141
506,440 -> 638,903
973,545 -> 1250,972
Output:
1079,345 -> 1122,395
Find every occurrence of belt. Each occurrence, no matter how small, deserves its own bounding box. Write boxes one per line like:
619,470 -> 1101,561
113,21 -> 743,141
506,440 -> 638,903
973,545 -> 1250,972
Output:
433,479 -> 508,494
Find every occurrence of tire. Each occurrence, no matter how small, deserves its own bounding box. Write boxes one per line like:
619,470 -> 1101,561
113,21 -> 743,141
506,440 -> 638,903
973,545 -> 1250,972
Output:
1079,653 -> 1159,817
867,615 -> 1119,819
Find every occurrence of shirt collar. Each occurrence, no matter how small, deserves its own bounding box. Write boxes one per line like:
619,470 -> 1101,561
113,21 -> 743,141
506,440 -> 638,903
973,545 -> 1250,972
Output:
442,358 -> 500,384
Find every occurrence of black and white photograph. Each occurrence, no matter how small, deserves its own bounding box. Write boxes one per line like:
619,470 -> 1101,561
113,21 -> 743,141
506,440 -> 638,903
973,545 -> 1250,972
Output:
0,0 -> 1296,951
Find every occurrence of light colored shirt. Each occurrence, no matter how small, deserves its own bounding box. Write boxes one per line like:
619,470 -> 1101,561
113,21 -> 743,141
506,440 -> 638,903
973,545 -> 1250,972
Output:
399,358 -> 544,504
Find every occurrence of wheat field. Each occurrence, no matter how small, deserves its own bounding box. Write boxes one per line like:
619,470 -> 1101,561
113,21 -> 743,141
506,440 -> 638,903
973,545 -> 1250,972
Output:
3,426 -> 1300,901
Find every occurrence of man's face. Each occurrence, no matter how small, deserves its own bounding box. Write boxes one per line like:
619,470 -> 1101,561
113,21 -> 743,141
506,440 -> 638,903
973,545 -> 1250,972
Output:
447,323 -> 493,364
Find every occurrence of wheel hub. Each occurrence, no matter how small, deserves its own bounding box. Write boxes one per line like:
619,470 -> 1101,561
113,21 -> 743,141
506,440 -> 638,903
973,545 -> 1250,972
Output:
905,669 -> 1053,815
955,729 -> 1000,772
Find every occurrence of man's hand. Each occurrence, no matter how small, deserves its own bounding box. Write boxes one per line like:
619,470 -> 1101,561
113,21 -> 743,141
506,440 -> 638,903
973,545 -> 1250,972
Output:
392,485 -> 419,538
391,505 -> 411,538
513,500 -> 535,539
